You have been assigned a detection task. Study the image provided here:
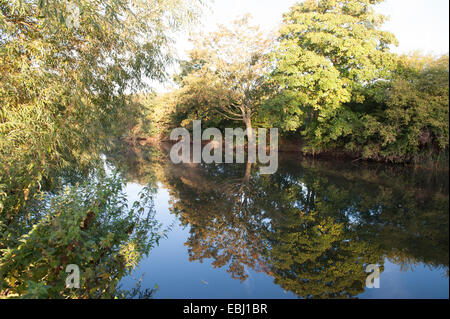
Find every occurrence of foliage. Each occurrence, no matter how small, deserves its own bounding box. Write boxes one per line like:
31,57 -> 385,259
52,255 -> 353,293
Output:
257,0 -> 448,163
126,1 -> 448,165
0,0 -> 202,217
1,0 -> 448,299
310,53 -> 449,162
360,53 -> 449,162
264,0 -> 397,148
130,92 -> 179,139
0,171 -> 162,298
170,14 -> 273,138
0,1 -> 202,298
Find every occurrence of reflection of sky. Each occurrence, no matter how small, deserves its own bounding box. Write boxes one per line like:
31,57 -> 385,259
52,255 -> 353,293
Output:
121,183 -> 296,299
120,182 -> 449,299
359,261 -> 449,299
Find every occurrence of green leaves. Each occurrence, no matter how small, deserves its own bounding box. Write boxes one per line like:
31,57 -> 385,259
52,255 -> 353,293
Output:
0,0 -> 202,224
0,0 -> 203,299
0,171 -> 161,299
163,15 -> 273,133
267,0 -> 397,146
261,0 -> 448,163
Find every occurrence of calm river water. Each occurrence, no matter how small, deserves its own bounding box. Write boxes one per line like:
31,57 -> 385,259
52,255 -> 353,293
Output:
109,144 -> 449,299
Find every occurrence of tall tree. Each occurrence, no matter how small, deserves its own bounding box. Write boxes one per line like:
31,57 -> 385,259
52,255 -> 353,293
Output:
266,0 -> 397,147
0,0 -> 202,217
175,14 -> 273,143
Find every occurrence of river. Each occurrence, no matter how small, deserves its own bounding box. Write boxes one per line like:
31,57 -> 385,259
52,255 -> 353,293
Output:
104,143 -> 449,299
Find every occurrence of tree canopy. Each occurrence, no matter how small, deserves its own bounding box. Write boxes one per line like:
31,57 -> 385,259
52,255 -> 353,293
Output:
0,0 -> 201,216
264,0 -> 398,140
0,0 -> 202,298
133,0 -> 448,164
167,15 -> 273,141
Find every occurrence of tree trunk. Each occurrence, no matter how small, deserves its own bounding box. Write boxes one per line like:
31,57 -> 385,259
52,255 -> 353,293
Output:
243,161 -> 252,184
244,115 -> 255,146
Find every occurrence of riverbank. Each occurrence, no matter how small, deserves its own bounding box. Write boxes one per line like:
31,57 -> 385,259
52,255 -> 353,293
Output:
123,134 -> 449,170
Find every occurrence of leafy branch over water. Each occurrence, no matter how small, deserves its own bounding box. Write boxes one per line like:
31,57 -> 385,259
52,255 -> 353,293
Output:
0,170 -> 162,298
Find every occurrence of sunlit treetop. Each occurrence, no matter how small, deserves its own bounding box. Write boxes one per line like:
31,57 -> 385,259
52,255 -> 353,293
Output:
266,0 -> 398,133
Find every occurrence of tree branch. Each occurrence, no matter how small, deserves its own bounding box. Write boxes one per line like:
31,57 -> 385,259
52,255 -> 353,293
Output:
215,109 -> 243,121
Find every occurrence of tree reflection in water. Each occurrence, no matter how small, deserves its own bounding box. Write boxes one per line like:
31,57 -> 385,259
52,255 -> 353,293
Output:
107,143 -> 449,299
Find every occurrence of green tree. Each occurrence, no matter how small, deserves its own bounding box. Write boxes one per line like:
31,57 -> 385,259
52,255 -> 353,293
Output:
312,53 -> 449,163
130,92 -> 180,140
357,53 -> 449,162
266,0 -> 397,150
174,14 -> 273,143
0,0 -> 202,217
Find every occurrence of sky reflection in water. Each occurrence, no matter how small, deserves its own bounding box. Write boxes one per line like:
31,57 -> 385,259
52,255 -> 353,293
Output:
113,146 -> 449,299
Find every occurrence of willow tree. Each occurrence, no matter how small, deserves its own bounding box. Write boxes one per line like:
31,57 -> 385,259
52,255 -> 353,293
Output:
175,14 -> 273,144
0,0 -> 202,217
266,0 -> 397,149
